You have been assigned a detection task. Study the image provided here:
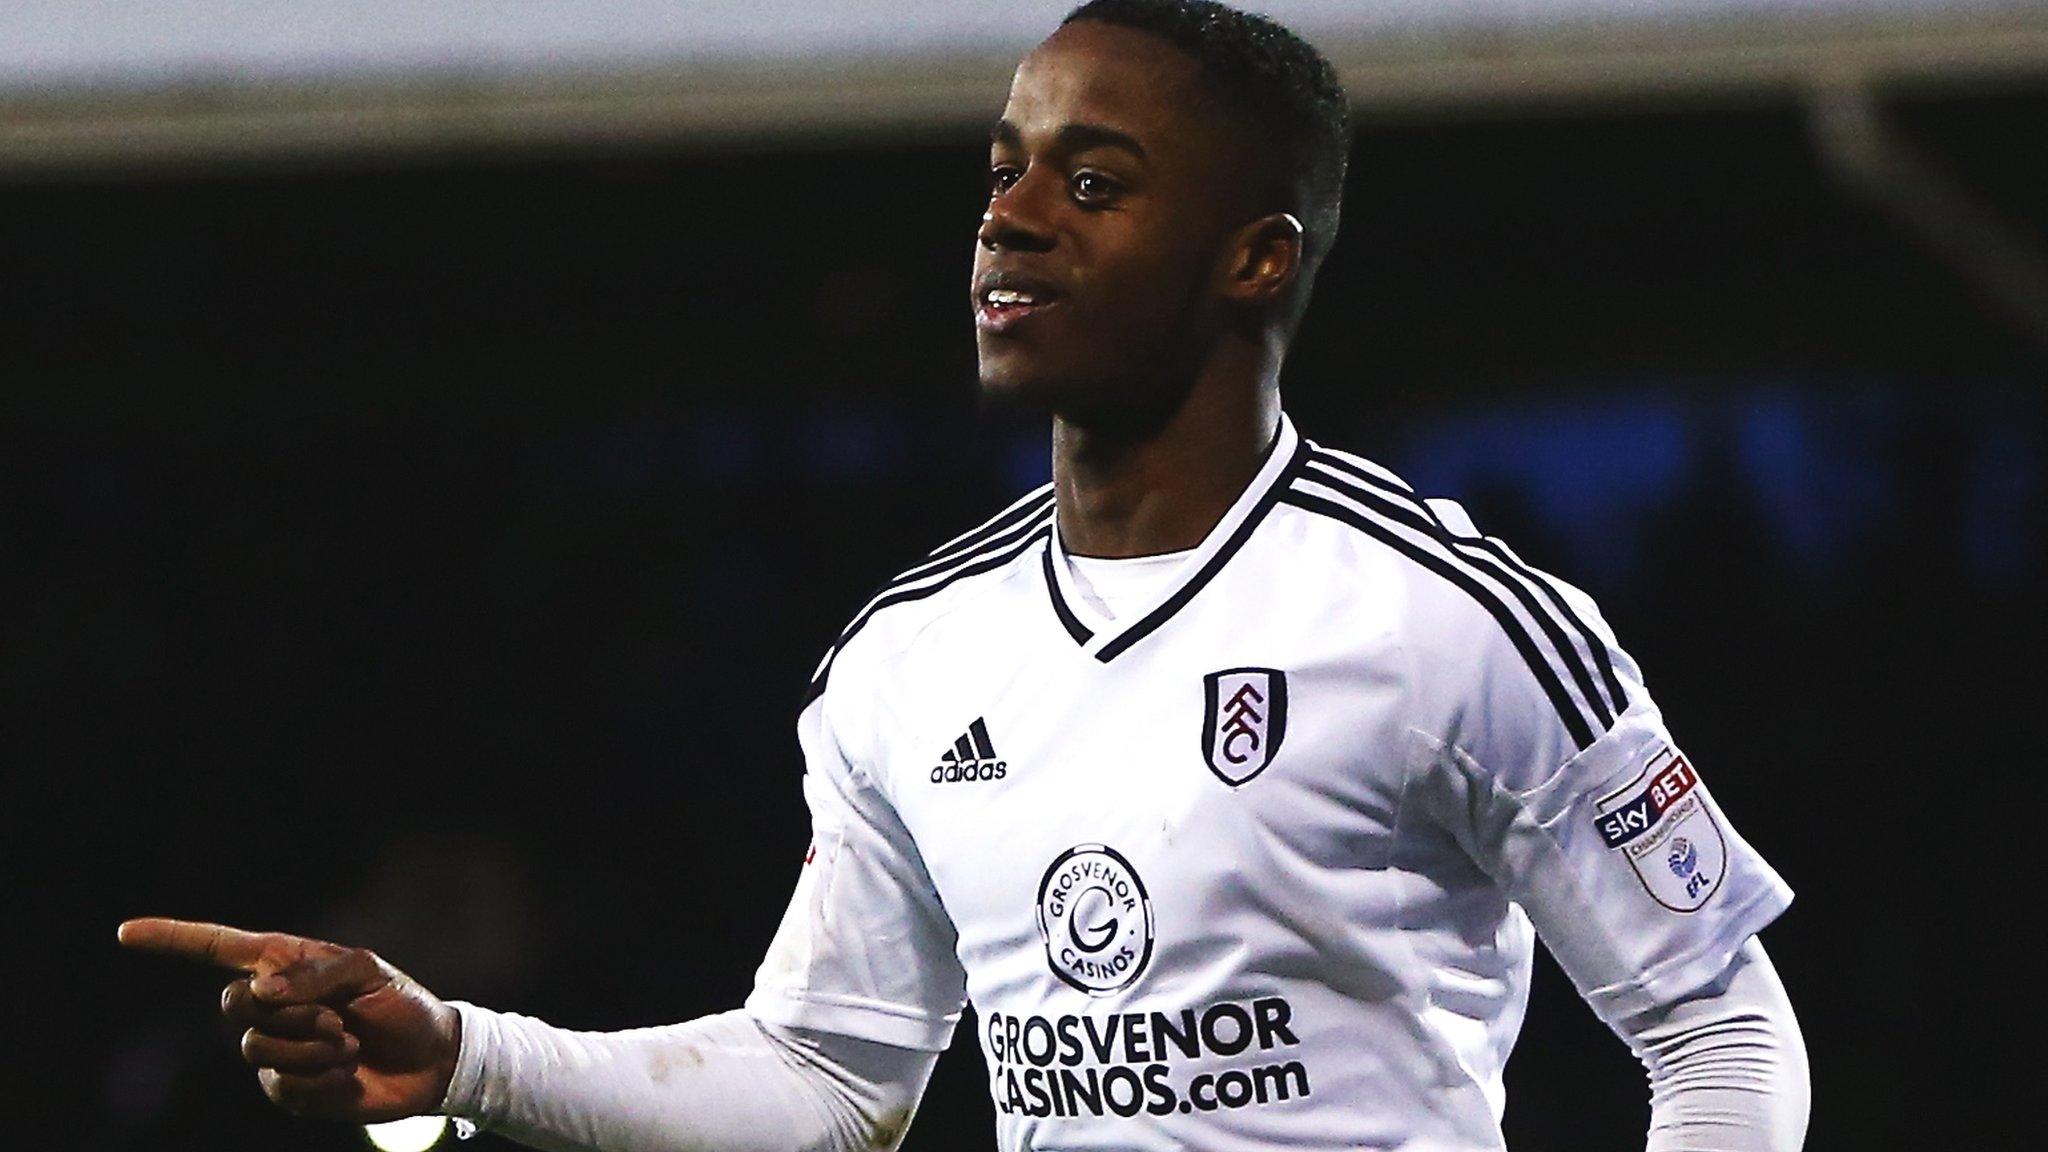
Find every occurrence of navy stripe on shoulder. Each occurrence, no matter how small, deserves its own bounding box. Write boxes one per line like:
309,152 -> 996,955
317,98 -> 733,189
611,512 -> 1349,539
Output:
1304,450 -> 1627,722
804,506 -> 1054,706
1303,445 -> 1415,494
926,483 -> 1055,560
1469,537 -> 1627,715
1301,457 -> 1613,727
878,491 -> 1054,593
1281,483 -> 1599,751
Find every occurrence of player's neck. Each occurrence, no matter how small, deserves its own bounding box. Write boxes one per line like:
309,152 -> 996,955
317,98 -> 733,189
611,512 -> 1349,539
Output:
1051,374 -> 1281,560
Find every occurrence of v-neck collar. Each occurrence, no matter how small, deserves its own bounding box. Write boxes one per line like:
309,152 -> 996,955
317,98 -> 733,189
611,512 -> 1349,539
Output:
1042,414 -> 1307,663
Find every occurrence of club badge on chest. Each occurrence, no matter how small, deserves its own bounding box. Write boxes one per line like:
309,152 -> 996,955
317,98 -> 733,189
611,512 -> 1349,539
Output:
1201,668 -> 1288,787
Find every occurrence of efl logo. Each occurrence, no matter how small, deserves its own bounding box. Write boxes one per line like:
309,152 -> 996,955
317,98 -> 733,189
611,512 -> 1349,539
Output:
1593,750 -> 1728,913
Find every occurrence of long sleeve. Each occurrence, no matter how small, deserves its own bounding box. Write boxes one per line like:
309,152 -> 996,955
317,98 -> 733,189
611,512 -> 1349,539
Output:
1401,526 -> 1802,1147
1613,937 -> 1811,1152
429,660 -> 962,1152
1415,649 -> 1795,1023
439,1003 -> 938,1152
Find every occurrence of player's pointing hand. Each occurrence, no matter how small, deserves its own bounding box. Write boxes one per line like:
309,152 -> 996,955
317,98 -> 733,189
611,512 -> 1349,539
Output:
118,917 -> 462,1123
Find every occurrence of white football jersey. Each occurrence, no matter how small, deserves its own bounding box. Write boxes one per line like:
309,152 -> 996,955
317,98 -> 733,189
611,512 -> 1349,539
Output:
746,414 -> 1792,1152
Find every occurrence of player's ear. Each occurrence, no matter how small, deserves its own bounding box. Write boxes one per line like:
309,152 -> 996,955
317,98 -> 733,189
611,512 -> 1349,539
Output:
1216,212 -> 1303,311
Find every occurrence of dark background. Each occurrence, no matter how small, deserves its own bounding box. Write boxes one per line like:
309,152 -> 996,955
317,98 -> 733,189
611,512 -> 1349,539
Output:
9,82 -> 2042,1150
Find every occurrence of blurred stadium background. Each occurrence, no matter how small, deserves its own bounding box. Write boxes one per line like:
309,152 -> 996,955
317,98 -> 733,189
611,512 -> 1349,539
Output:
7,1 -> 2042,1148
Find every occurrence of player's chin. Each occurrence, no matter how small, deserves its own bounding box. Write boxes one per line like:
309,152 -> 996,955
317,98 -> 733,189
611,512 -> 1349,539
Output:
974,346 -> 1064,413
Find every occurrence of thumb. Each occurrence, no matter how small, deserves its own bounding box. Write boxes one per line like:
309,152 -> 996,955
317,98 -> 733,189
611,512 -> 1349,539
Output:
249,972 -> 292,1000
252,945 -> 389,1006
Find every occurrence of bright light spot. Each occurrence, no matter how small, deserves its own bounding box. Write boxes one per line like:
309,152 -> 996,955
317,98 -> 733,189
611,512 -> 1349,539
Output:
364,1114 -> 449,1152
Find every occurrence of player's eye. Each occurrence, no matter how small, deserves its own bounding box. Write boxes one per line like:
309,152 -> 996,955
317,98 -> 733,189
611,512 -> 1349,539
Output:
989,165 -> 1022,195
1070,169 -> 1122,205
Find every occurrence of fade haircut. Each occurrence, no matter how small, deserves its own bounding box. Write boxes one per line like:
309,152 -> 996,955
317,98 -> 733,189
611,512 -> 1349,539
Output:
1062,0 -> 1350,325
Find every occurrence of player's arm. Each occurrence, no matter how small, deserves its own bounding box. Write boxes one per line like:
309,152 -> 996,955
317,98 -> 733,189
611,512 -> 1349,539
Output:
1611,936 -> 1810,1152
433,697 -> 962,1152
419,669 -> 968,1151
1412,578 -> 1806,1151
115,917 -> 460,1122
117,914 -> 936,1152
1418,729 -> 1808,1150
120,663 -> 962,1152
435,1000 -> 935,1152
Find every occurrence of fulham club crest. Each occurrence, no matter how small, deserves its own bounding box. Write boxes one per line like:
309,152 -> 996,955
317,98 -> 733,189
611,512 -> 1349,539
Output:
1201,667 -> 1288,786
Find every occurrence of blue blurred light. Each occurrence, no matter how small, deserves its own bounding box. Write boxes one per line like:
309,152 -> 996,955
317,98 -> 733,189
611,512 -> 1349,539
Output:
803,410 -> 905,482
1395,379 -> 2041,592
1732,385 -> 1902,580
1007,431 -> 1052,492
1397,394 -> 1694,586
692,415 -> 767,483
1960,385 -> 2043,588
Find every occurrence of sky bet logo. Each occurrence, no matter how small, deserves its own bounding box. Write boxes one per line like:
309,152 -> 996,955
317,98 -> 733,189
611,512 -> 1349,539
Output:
1597,756 -> 1699,848
1594,750 -> 1729,913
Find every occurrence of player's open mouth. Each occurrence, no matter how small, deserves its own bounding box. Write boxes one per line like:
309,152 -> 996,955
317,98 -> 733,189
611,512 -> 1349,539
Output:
975,283 -> 1064,334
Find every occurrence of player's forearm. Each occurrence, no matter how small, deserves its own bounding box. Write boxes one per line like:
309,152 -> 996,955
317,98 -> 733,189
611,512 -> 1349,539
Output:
440,1003 -> 935,1152
1622,938 -> 1810,1152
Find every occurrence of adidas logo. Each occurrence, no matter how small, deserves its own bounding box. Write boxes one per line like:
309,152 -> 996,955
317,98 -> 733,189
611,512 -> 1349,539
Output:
931,717 -> 1008,783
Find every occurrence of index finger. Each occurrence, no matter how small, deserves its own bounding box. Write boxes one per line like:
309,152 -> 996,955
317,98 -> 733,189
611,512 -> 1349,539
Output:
118,918 -> 276,972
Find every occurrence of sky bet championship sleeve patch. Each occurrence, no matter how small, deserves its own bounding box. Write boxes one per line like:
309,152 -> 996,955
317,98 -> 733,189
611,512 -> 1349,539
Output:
1593,747 -> 1728,912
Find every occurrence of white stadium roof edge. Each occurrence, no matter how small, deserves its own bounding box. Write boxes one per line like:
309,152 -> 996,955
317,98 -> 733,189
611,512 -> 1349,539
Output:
2,1 -> 2045,172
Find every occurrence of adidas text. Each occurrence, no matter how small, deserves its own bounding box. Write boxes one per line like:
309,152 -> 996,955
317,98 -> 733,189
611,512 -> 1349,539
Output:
933,759 -> 1007,783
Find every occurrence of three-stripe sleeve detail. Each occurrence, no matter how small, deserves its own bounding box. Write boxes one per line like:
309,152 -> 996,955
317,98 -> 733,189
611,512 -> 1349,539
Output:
923,482 -> 1055,560
1306,450 -> 1628,719
804,494 -> 1056,704
1286,450 -> 1625,749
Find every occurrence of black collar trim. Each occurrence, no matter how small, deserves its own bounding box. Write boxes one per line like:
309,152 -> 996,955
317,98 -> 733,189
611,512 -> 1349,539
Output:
1041,545 -> 1096,644
1039,420 -> 1308,664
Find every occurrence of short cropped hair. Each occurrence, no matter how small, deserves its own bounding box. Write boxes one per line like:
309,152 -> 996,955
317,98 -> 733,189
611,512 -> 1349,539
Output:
1062,0 -> 1351,310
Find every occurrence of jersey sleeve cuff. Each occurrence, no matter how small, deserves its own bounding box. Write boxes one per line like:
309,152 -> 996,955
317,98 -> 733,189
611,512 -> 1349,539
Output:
437,1000 -> 499,1122
1583,880 -> 1795,1021
743,987 -> 958,1053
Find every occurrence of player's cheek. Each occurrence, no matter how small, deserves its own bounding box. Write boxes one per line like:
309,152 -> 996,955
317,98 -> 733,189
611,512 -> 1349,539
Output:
1085,287 -> 1173,371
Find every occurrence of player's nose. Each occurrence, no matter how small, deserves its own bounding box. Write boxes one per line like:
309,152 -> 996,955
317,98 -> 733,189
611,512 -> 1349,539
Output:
978,177 -> 1055,254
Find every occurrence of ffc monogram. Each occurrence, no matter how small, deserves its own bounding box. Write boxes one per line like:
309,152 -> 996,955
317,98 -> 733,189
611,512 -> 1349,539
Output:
1201,668 -> 1288,786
